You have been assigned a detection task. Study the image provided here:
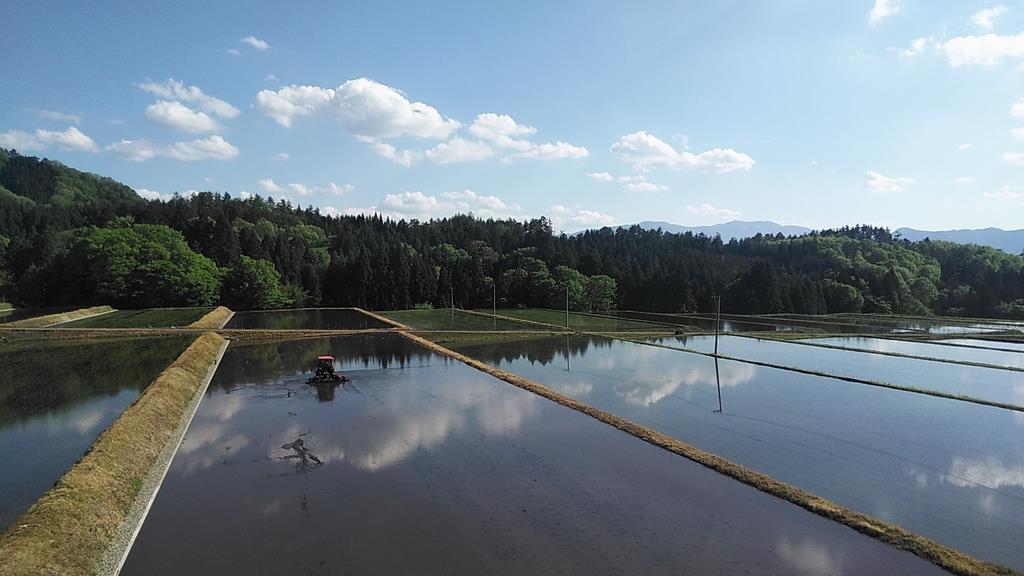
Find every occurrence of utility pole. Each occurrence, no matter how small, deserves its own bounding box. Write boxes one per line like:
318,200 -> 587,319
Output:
450,284 -> 454,329
565,285 -> 569,328
714,295 -> 721,355
492,282 -> 496,330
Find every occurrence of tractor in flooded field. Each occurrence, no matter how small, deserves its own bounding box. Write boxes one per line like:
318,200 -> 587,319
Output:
307,355 -> 349,384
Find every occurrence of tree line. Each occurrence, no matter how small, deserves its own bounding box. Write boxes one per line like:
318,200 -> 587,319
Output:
1,149 -> 1022,318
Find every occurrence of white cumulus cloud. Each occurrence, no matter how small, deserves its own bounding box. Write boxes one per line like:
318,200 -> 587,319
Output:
1003,152 -> 1024,166
259,178 -> 283,193
358,137 -> 421,167
547,205 -> 615,230
896,37 -> 937,58
33,109 -> 82,124
611,131 -> 754,173
865,170 -> 915,192
106,135 -> 238,161
972,6 -> 1007,29
468,113 -> 537,151
139,79 -> 240,118
687,203 -> 741,220
618,174 -> 668,192
240,36 -> 269,51
586,171 -> 614,182
425,138 -> 494,164
255,85 -> 335,128
941,33 -> 1024,67
145,100 -> 219,133
870,0 -> 900,25
257,78 -> 460,140
0,126 -> 98,153
512,141 -> 589,161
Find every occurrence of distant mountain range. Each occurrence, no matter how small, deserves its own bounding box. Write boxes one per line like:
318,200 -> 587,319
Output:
614,220 -> 1024,254
622,220 -> 812,240
895,227 -> 1024,255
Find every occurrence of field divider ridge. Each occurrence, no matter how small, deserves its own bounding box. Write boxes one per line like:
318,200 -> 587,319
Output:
6,305 -> 117,328
606,333 -> 1024,413
187,305 -> 234,329
398,330 -> 1014,576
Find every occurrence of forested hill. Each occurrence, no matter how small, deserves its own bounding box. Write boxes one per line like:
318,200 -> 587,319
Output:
1,149 -> 1022,318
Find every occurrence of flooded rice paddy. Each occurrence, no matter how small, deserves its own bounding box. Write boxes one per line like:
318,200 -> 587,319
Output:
0,335 -> 195,529
642,334 -> 1024,407
60,307 -> 212,328
802,336 -> 1024,369
448,334 -> 1024,569
225,308 -> 390,330
122,334 -> 939,575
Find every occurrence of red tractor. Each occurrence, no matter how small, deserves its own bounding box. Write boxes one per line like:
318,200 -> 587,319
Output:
307,355 -> 349,384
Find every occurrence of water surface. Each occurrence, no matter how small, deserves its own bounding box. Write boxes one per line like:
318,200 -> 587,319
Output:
0,335 -> 195,529
449,334 -> 1024,569
645,334 -> 1024,407
123,335 -> 939,575
225,308 -> 389,330
804,336 -> 1024,370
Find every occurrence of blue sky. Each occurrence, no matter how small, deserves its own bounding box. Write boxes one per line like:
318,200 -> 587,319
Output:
3,0 -> 1024,231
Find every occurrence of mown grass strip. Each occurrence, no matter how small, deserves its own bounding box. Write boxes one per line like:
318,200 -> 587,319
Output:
187,305 -> 234,329
401,330 -> 1014,576
731,332 -> 1024,373
0,332 -> 227,576
458,308 -> 567,330
7,305 -> 115,328
610,334 -> 1024,413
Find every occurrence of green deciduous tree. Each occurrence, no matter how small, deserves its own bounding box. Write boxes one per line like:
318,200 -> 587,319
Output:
221,256 -> 291,310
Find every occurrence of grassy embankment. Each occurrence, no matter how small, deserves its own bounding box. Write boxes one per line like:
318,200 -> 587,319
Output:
0,332 -> 228,576
187,306 -> 233,329
6,305 -> 115,328
0,302 -> 11,311
403,330 -> 1014,576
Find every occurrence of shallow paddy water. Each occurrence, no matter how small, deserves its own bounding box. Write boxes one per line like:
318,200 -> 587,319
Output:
646,334 -> 1024,407
122,334 -> 939,575
0,335 -> 195,529
449,335 -> 1024,570
803,336 -> 1024,370
225,308 -> 389,330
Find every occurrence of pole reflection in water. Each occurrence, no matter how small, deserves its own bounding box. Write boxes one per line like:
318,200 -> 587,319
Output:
713,356 -> 723,414
565,334 -> 570,372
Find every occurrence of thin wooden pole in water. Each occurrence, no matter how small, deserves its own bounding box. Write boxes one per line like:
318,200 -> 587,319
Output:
714,295 -> 721,355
